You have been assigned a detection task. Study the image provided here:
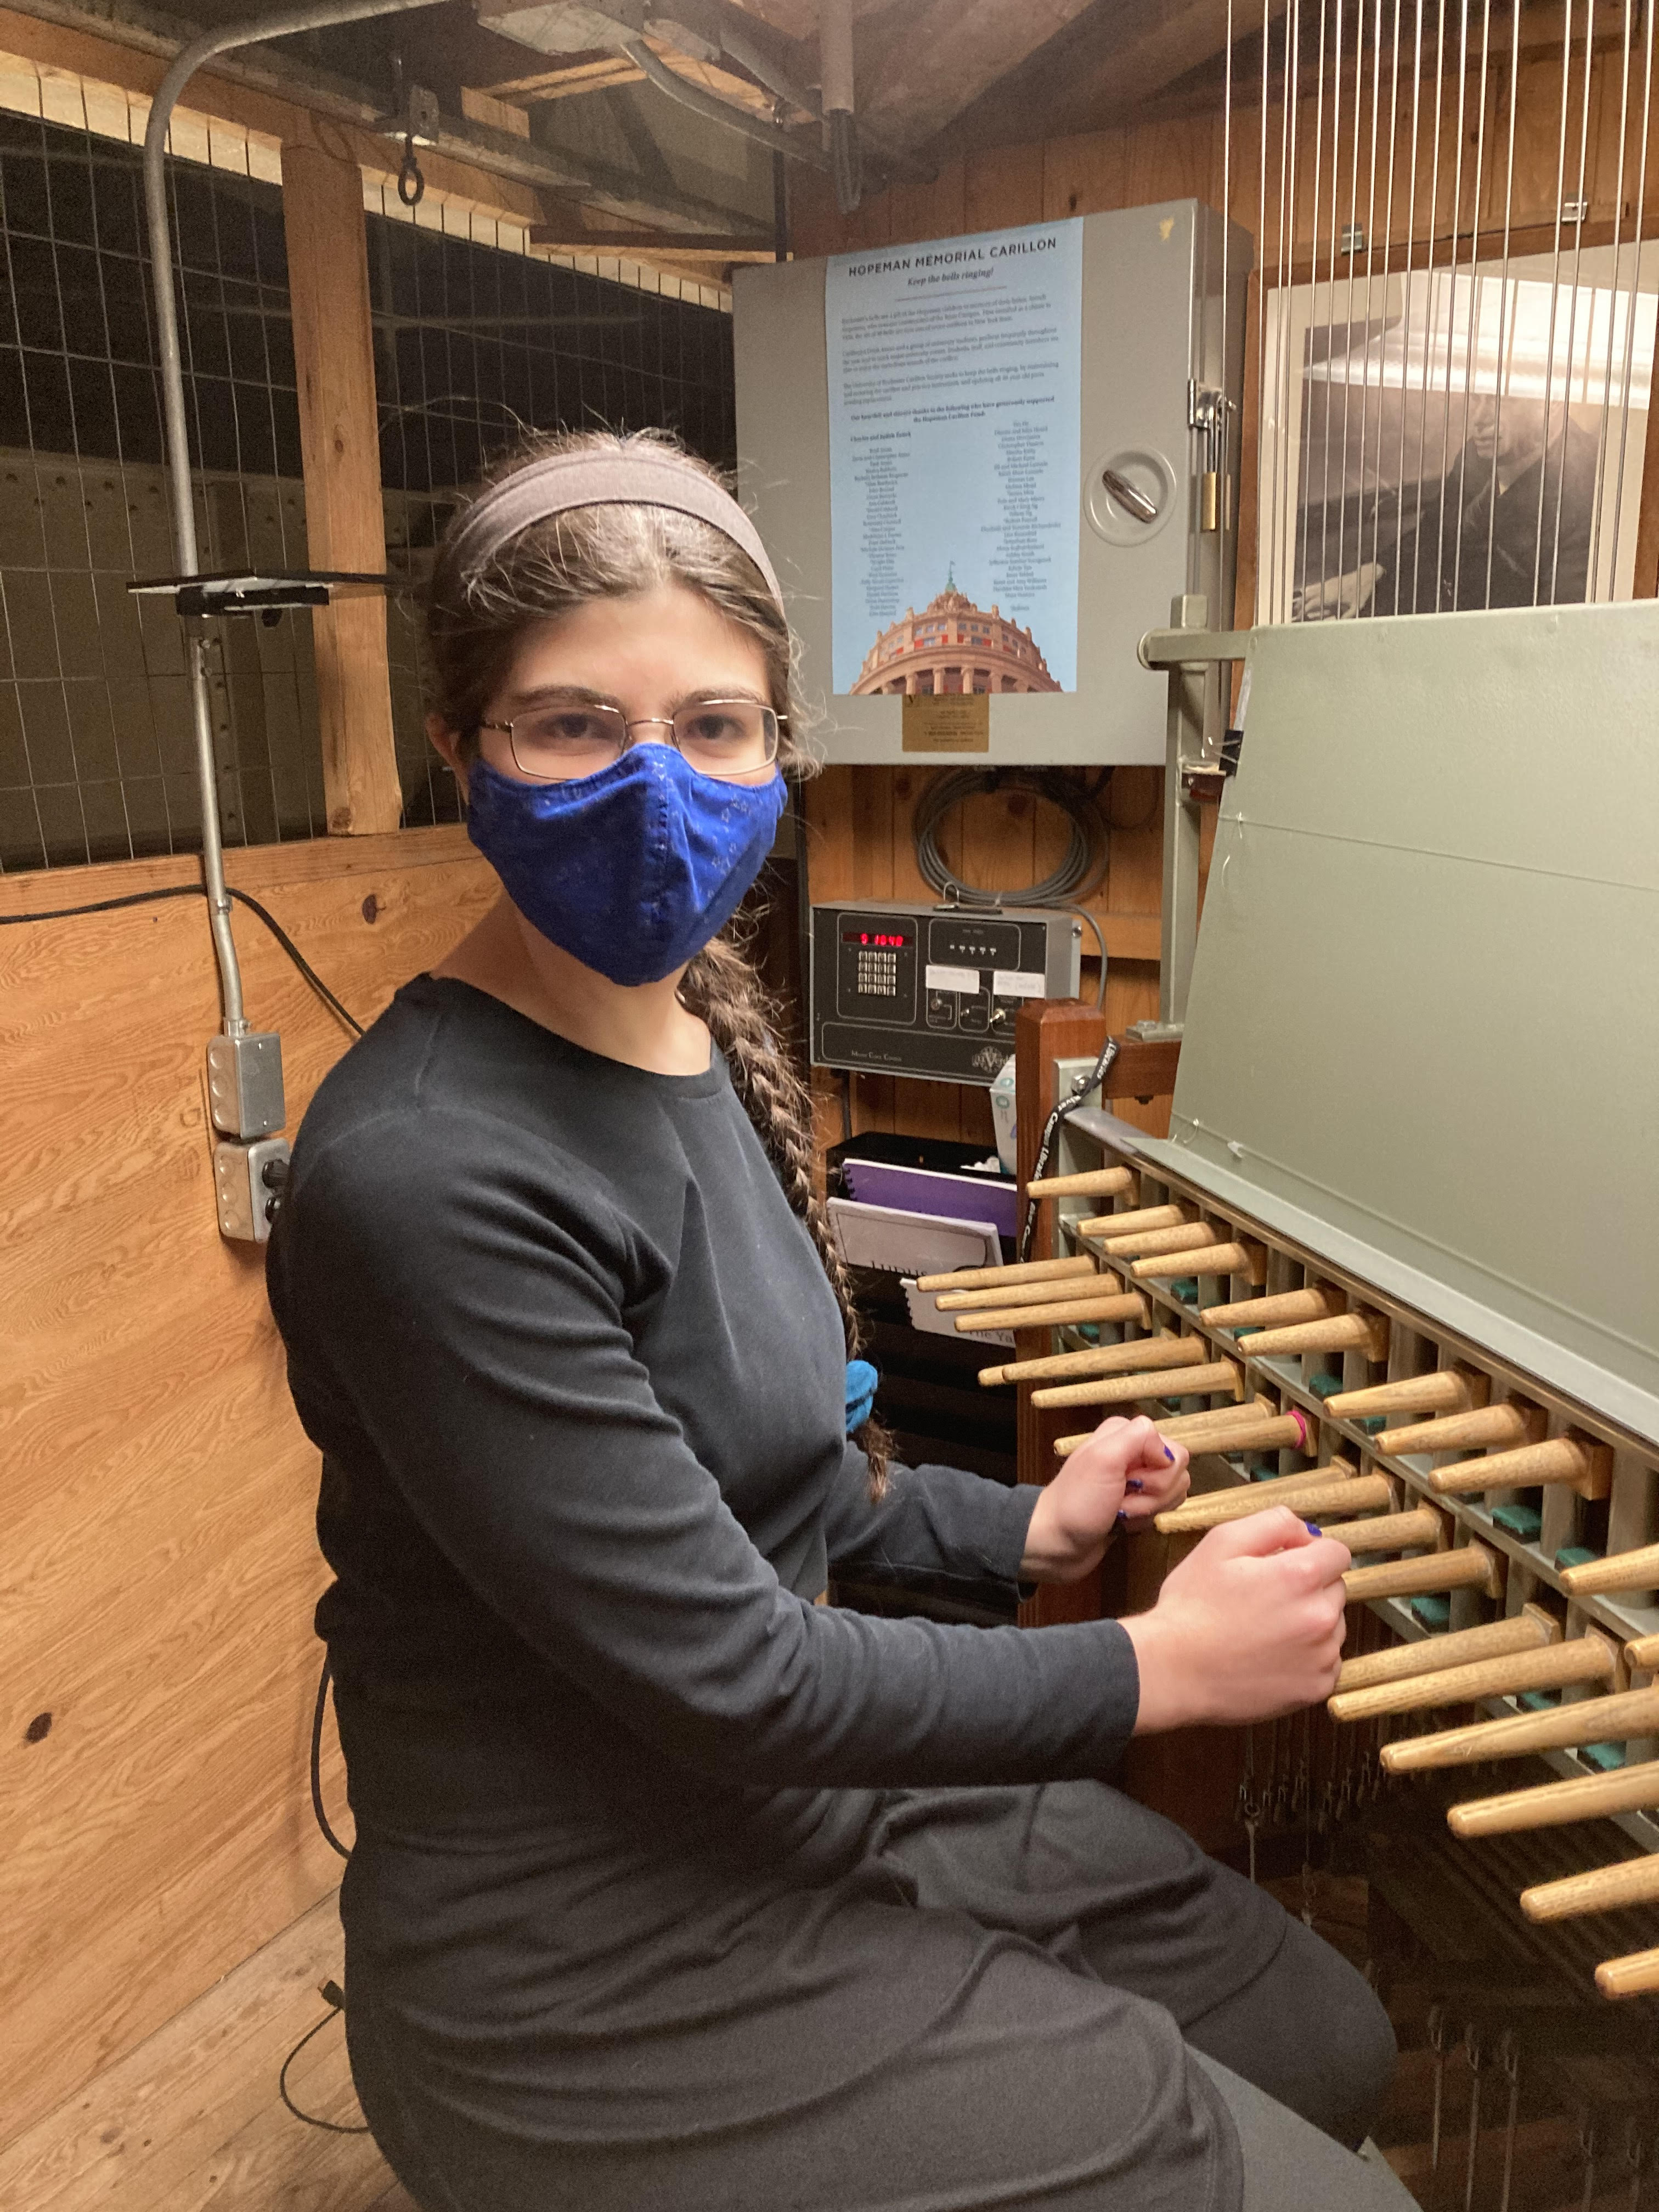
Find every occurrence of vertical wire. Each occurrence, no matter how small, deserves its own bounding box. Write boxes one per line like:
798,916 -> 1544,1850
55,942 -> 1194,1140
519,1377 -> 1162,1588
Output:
1353,0 -> 1385,611
1588,0 -> 1634,599
1435,0 -> 1471,605
1607,0 -> 1655,578
1413,0 -> 1447,611
1550,0 -> 1599,599
1532,0 -> 1578,600
1395,0 -> 1427,612
1301,0 -> 1329,614
239,130 -> 301,843
36,97 -> 94,865
1320,0 -> 1347,600
1,80 -> 55,870
1485,0 -> 1523,603
1255,0 -> 1273,623
1336,0 -> 1369,607
1283,0 -> 1309,619
1369,0 -> 1405,591
75,75 -> 139,862
1222,0 -> 1233,647
1451,0 -> 1493,608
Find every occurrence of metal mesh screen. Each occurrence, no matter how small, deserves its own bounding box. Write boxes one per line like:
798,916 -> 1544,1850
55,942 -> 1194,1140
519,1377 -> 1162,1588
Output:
0,103 -> 737,871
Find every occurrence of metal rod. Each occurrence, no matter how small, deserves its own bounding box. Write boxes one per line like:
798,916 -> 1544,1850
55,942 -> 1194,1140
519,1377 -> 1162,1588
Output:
1551,0 -> 1599,599
1372,0 -> 1403,591
1415,0 -> 1447,611
1436,0 -> 1470,605
1327,0 -> 1353,606
1354,0 -> 1385,607
1587,0 -> 1634,597
142,0 -> 441,1034
1608,0 -> 1654,578
1451,0 -> 1492,608
1531,0 -> 1578,599
1486,0 -> 1523,605
1335,0 -> 1370,611
1256,0 -> 1272,623
1396,0 -> 1426,612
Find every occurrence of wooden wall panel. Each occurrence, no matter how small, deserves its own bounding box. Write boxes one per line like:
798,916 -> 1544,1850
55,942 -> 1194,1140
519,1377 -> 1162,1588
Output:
0,828 -> 496,2146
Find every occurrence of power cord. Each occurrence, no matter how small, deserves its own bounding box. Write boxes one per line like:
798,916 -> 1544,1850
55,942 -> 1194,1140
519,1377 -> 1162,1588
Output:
0,882 -> 367,1039
911,769 -> 1112,1008
279,1979 -> 370,2135
1017,1033 -> 1121,1263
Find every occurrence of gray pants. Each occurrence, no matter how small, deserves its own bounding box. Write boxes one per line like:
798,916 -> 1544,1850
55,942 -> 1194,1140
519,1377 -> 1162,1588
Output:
342,1778 -> 1406,2212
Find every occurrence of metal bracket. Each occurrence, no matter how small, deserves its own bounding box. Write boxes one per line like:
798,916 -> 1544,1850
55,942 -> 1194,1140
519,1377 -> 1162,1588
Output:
1138,627 -> 1252,669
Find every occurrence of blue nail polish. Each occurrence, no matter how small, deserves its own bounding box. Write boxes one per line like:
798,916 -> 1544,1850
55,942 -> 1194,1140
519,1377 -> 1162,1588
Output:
1115,1510 -> 1130,1528
1163,1446 -> 1175,1463
1126,1478 -> 1144,1494
1306,1522 -> 1322,1535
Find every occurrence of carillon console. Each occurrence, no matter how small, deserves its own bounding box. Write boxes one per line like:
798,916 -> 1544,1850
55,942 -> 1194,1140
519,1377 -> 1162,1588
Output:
928,603 -> 1659,2011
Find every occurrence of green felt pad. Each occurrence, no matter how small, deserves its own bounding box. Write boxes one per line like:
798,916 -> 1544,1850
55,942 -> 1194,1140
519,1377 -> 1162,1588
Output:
1491,1504 -> 1544,1542
1410,1595 -> 1453,1630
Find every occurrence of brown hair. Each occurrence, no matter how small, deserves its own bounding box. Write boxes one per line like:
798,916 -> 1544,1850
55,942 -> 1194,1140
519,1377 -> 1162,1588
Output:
427,428 -> 890,1499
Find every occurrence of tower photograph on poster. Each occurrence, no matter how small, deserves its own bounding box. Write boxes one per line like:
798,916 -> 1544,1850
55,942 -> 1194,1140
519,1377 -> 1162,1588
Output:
824,218 -> 1085,698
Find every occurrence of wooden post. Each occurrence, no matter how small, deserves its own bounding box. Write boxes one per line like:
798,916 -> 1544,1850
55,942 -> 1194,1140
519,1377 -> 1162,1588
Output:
281,141 -> 403,835
1014,997 -> 1109,1627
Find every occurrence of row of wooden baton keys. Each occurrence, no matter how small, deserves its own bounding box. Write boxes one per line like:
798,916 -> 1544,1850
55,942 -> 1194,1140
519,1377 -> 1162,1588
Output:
913,1162 -> 1659,2000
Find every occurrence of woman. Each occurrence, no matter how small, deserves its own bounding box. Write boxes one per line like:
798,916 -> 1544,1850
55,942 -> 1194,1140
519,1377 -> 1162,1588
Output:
267,431 -> 1406,2212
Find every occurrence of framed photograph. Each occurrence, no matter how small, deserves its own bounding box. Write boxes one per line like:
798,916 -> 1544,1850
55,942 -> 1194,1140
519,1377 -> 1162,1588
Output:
1257,246 -> 1659,621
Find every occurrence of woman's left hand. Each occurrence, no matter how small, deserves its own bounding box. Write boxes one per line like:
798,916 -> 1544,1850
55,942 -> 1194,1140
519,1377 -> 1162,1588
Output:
1019,1416 -> 1192,1584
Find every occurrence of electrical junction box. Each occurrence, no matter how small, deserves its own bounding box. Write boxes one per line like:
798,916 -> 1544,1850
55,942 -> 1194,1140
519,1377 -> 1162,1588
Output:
810,901 -> 1081,1085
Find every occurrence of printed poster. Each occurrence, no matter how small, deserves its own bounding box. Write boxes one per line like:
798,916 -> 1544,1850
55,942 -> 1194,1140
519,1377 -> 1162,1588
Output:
826,217 -> 1084,697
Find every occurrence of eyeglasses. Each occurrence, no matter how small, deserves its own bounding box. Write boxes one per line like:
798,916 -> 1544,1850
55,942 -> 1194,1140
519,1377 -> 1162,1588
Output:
477,695 -> 782,783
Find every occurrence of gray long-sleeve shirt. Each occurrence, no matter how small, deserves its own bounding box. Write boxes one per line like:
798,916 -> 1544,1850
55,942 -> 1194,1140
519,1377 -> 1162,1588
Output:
266,975 -> 1141,1865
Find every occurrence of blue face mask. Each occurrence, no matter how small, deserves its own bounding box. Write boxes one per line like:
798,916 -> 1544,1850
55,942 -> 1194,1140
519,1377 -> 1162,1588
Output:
465,744 -> 788,988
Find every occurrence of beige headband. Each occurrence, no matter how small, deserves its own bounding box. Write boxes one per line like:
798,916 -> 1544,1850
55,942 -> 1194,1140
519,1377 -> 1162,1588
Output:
439,448 -> 785,614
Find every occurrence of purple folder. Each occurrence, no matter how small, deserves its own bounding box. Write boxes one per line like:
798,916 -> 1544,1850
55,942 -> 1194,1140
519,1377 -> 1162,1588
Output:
840,1159 -> 1019,1242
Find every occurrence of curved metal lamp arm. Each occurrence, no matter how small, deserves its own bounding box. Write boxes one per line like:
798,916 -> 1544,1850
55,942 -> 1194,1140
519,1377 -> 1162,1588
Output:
622,38 -> 829,171
140,0 -> 441,1031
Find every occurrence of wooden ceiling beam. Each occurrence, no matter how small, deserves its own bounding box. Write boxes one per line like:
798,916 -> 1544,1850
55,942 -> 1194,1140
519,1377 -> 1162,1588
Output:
854,0 -> 1104,150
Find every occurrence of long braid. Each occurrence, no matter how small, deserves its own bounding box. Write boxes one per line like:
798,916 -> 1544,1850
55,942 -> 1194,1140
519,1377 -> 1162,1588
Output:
681,932 -> 892,1501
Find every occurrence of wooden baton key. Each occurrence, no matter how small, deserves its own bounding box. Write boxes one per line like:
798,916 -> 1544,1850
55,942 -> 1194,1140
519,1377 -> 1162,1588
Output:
1099,1220 -> 1216,1261
955,1290 -> 1149,1335
1154,1469 -> 1386,1535
916,1256 -> 1095,1294
1076,1203 -> 1189,1239
1373,1403 -> 1543,1457
1595,1948 -> 1659,2000
1342,1541 -> 1504,1607
1627,1633 -> 1659,1673
1383,1685 -> 1659,1774
1522,1856 -> 1659,1924
1316,1505 -> 1443,1555
977,1333 -> 1210,1390
1559,1543 -> 1659,1597
1202,1284 -> 1345,1331
1023,1166 -> 1135,1199
1329,1632 -> 1615,1724
1427,1435 -> 1612,1502
938,1275 -> 1110,1313
1133,1242 -> 1267,1285
1061,1398 -> 1314,1462
1228,1310 -> 1390,1361
1447,1758 -> 1659,1840
1334,1606 -> 1558,1694
1324,1368 -> 1489,1420
1032,1357 -> 1244,1413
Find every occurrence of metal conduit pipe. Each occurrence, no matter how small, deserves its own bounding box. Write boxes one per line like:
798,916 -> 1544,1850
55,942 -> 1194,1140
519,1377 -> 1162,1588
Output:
620,38 -> 830,170
142,0 -> 443,1034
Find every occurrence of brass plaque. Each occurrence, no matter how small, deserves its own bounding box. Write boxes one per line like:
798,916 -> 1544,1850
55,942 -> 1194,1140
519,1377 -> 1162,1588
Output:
900,694 -> 991,754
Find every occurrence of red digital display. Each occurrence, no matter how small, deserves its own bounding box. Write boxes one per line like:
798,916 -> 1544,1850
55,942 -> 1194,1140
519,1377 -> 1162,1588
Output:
842,929 -> 911,948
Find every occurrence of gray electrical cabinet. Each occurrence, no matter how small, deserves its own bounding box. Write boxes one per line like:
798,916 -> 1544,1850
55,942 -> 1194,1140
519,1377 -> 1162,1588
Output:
733,202 -> 1248,767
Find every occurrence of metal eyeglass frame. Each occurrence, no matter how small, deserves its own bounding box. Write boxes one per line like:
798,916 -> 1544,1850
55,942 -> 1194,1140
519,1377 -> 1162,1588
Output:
475,701 -> 785,783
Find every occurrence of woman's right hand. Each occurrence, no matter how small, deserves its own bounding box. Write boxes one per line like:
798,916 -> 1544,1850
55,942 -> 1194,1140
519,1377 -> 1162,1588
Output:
1122,1509 -> 1351,1734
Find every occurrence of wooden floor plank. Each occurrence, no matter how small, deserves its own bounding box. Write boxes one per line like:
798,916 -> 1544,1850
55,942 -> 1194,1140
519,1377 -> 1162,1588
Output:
0,1891 -> 401,2212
